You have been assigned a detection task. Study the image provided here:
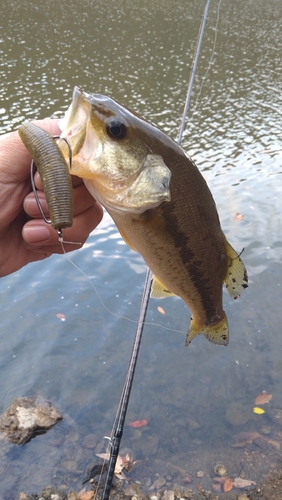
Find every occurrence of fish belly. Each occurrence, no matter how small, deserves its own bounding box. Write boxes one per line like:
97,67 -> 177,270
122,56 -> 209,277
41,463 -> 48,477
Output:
109,206 -> 228,334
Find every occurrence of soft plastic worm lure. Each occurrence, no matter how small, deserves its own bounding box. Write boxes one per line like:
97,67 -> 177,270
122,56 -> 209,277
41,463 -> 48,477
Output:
19,122 -> 73,236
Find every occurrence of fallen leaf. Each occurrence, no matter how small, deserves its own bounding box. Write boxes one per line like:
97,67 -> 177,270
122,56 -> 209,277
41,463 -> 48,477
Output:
223,477 -> 234,492
128,419 -> 148,428
78,488 -> 94,500
95,452 -> 135,478
236,431 -> 264,440
157,306 -> 165,315
233,477 -> 256,488
254,392 -> 272,405
182,475 -> 192,484
56,313 -> 66,321
213,477 -> 227,484
235,213 -> 244,222
95,453 -> 124,476
68,493 -> 78,500
253,406 -> 265,414
232,431 -> 265,448
267,439 -> 280,450
231,441 -> 247,448
122,453 -> 136,471
212,482 -> 222,492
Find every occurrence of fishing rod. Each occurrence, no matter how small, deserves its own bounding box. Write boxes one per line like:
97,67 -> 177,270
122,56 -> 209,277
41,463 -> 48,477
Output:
100,1 -> 211,498
100,269 -> 152,500
177,0 -> 211,145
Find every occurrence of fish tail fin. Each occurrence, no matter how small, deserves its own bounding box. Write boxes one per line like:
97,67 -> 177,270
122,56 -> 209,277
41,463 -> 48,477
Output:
185,313 -> 229,347
224,238 -> 248,299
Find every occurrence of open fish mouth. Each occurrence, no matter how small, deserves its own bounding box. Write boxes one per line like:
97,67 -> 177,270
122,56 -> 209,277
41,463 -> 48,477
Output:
59,87 -> 103,169
58,86 -> 171,214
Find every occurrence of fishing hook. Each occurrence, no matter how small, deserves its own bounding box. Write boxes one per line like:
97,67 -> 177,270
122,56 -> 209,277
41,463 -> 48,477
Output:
30,135 -> 73,241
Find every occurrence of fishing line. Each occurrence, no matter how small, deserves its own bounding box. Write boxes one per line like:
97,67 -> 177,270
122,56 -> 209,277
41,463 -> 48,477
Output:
99,1 -> 217,499
55,1 -> 223,494
176,0 -> 212,144
189,0 -> 223,123
59,240 -> 186,336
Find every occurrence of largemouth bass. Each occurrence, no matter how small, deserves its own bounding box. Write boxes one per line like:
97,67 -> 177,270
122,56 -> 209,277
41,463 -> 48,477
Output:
59,86 -> 248,346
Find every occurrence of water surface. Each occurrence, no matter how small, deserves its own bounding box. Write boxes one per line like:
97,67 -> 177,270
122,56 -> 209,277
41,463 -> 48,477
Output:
1,0 -> 282,496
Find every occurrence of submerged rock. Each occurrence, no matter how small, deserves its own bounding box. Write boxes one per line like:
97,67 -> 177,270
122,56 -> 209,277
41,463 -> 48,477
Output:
0,396 -> 63,444
225,401 -> 252,426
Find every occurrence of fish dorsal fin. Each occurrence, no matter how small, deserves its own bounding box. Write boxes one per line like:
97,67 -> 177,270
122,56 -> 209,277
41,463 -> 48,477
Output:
186,313 -> 229,346
224,238 -> 248,299
115,224 -> 137,252
150,276 -> 176,299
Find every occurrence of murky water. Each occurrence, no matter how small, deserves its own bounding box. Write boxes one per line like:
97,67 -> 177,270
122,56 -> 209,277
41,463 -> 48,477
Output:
1,0 -> 282,497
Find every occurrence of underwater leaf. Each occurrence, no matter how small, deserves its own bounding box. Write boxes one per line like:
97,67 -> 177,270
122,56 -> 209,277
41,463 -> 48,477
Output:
77,488 -> 94,500
157,306 -> 165,314
96,452 -> 110,460
196,484 -> 204,492
212,482 -> 222,492
254,392 -> 272,405
223,478 -> 233,492
115,455 -> 126,474
253,407 -> 265,414
56,313 -> 66,321
213,477 -> 227,484
232,431 -> 264,448
233,477 -> 256,488
267,439 -> 280,450
236,431 -> 263,440
231,441 -> 247,448
235,213 -> 244,222
95,452 -> 135,477
96,453 -> 123,473
128,419 -> 148,428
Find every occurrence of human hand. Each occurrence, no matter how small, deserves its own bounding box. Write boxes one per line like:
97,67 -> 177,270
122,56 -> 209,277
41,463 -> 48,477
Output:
0,119 -> 103,277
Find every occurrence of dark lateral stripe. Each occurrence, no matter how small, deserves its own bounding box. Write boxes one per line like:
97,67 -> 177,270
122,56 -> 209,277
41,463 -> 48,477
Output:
163,204 -> 223,320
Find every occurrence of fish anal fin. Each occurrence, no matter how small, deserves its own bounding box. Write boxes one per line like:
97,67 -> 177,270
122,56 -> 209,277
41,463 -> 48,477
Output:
185,313 -> 229,346
151,276 -> 176,299
224,238 -> 248,299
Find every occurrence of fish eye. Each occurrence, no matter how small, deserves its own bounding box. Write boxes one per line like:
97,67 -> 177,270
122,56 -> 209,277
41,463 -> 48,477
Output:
106,118 -> 127,140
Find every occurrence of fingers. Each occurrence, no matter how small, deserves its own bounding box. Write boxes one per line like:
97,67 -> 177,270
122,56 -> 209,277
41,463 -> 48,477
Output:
33,170 -> 83,191
22,201 -> 103,254
24,177 -> 96,220
23,175 -> 104,250
21,121 -> 104,255
30,118 -> 62,136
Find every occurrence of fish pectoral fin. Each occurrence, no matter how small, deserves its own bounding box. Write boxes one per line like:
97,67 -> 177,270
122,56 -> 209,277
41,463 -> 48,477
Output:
185,313 -> 229,346
150,276 -> 176,299
116,225 -> 138,252
224,238 -> 248,299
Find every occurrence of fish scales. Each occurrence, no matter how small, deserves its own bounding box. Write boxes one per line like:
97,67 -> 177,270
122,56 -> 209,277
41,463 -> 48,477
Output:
110,153 -> 228,322
58,86 -> 248,346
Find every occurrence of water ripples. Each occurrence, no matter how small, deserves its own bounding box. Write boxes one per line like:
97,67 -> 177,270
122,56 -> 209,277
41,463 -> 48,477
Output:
1,0 -> 282,496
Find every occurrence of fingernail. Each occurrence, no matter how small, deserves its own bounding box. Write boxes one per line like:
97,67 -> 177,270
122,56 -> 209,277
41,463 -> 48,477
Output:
23,225 -> 50,243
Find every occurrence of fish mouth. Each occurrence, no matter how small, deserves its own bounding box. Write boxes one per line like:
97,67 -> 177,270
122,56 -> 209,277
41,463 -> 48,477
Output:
58,86 -> 102,175
58,86 -> 171,214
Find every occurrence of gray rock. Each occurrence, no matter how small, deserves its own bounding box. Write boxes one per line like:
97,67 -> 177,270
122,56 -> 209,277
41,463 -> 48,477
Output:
39,486 -> 67,500
0,397 -> 63,444
162,490 -> 174,500
153,477 -> 166,490
225,401 -> 252,426
17,494 -> 32,500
